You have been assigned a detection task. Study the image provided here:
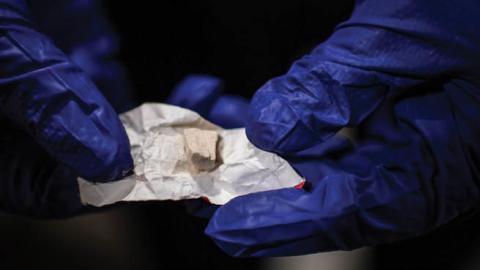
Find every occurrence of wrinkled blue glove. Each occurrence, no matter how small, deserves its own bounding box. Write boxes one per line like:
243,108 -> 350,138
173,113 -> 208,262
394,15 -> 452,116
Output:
167,74 -> 249,129
206,0 -> 480,256
0,0 -> 133,217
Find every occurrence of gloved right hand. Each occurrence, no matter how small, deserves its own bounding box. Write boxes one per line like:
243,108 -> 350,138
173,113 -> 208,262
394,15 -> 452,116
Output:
0,1 -> 133,218
205,0 -> 480,257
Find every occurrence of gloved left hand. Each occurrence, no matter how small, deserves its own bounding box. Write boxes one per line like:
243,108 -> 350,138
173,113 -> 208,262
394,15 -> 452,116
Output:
206,0 -> 480,257
0,1 -> 133,218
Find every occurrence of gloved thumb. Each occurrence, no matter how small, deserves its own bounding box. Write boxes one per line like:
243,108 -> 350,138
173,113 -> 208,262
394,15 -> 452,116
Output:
0,72 -> 133,183
0,43 -> 132,182
246,66 -> 385,154
0,10 -> 133,182
167,74 -> 249,128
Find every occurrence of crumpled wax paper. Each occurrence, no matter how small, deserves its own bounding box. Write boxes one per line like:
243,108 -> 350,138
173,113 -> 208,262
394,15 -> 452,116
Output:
78,103 -> 303,206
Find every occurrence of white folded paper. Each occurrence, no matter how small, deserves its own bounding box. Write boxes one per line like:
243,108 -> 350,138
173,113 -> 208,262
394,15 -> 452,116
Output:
78,103 -> 302,206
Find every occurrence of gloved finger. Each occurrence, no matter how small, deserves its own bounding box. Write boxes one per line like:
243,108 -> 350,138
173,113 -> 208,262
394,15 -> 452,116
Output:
206,81 -> 480,257
246,0 -> 480,154
0,127 -> 84,218
206,141 -> 433,257
166,74 -> 223,117
0,5 -> 133,182
246,75 -> 385,154
34,0 -> 135,112
207,95 -> 249,128
70,46 -> 136,113
167,74 -> 249,128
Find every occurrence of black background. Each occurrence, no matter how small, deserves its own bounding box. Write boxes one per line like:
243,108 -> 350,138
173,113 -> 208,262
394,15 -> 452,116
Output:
105,0 -> 354,103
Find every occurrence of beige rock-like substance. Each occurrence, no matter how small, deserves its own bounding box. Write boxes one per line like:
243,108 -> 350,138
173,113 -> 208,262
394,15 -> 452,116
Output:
183,128 -> 219,171
78,103 -> 303,207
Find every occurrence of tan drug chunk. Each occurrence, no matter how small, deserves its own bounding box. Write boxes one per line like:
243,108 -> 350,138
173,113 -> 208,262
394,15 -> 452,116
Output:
183,128 -> 219,171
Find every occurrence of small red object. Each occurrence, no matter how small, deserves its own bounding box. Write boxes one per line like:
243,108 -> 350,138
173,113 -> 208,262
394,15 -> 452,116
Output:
201,196 -> 211,203
294,180 -> 306,189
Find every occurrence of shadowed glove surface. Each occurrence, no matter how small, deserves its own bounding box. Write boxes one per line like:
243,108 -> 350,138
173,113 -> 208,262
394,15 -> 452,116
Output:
205,0 -> 480,257
0,0 -> 133,217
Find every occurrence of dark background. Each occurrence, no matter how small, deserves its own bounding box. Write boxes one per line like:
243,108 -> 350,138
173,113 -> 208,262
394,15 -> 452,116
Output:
105,0 -> 354,102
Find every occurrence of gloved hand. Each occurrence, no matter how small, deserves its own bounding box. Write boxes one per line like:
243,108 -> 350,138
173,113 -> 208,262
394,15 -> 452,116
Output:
0,1 -> 133,217
167,74 -> 249,129
206,0 -> 480,256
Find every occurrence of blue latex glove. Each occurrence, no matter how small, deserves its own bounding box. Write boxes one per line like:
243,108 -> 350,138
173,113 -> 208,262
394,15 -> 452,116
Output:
0,1 -> 133,217
167,74 -> 249,129
206,0 -> 480,256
